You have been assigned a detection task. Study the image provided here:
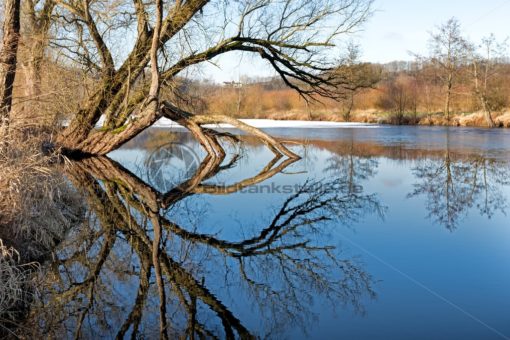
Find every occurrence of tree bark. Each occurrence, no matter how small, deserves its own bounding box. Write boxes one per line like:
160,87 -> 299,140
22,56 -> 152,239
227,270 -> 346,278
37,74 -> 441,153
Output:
444,74 -> 452,121
480,95 -> 495,128
473,60 -> 495,128
59,99 -> 300,162
343,92 -> 355,122
0,0 -> 21,126
22,0 -> 56,101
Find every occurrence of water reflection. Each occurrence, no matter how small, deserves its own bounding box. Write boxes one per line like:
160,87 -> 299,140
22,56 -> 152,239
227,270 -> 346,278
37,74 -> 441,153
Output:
18,150 -> 383,338
7,127 -> 510,338
144,142 -> 201,192
403,131 -> 510,230
324,132 -> 379,194
408,152 -> 510,230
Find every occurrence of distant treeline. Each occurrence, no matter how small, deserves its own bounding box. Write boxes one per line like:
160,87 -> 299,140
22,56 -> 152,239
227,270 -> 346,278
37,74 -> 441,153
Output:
175,19 -> 510,127
178,59 -> 510,124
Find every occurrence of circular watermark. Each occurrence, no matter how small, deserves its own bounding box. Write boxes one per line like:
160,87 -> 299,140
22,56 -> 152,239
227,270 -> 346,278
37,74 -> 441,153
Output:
144,142 -> 200,192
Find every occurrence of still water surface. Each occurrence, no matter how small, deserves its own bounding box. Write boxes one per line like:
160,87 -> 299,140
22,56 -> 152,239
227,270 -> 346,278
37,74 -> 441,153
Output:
28,126 -> 510,339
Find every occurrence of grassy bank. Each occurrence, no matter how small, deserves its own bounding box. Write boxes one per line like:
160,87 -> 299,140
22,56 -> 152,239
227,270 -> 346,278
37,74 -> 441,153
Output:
0,127 -> 84,335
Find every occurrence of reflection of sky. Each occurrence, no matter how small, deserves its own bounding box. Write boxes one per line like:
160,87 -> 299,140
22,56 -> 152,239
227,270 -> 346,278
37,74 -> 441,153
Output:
108,126 -> 510,339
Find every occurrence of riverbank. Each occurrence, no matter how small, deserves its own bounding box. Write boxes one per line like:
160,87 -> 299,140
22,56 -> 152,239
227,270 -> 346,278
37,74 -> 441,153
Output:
233,110 -> 510,128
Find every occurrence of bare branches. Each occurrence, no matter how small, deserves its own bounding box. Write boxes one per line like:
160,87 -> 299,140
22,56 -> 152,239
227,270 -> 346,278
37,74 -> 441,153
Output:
224,0 -> 374,100
427,18 -> 470,119
52,0 -> 115,74
44,0 -> 373,154
149,0 -> 163,99
161,101 -> 300,159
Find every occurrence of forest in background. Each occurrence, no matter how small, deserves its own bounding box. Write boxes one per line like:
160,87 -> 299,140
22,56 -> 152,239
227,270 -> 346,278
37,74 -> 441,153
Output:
183,59 -> 510,127
185,18 -> 510,128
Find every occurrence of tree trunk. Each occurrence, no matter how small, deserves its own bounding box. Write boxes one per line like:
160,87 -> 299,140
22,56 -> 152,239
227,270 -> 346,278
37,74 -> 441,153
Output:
343,92 -> 354,122
444,75 -> 452,122
162,102 -> 300,159
57,98 -> 300,162
0,0 -> 21,127
480,96 -> 495,128
23,60 -> 42,99
473,62 -> 495,128
22,28 -> 50,100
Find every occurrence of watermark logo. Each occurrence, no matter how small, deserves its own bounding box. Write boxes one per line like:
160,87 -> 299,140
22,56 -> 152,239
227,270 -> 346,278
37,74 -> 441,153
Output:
145,142 -> 200,192
202,181 -> 364,195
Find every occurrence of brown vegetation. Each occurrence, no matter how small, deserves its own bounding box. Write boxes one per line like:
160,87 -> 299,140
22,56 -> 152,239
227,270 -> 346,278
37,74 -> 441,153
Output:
188,59 -> 510,127
0,129 -> 84,335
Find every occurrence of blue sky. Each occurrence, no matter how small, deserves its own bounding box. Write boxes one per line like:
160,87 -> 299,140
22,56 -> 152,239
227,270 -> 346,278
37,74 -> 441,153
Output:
201,0 -> 510,82
358,0 -> 510,62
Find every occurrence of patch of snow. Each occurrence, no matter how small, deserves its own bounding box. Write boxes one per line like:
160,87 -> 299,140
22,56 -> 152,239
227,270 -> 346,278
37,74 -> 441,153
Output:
153,118 -> 380,129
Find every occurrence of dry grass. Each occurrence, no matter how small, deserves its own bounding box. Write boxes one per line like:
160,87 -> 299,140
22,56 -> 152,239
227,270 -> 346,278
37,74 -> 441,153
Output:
266,110 -> 336,121
0,127 -> 84,334
495,112 -> 510,128
247,107 -> 510,128
453,112 -> 489,127
418,114 -> 452,126
0,240 -> 37,331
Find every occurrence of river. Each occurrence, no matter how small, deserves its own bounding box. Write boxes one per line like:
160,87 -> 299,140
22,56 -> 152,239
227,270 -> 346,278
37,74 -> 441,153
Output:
12,125 -> 510,339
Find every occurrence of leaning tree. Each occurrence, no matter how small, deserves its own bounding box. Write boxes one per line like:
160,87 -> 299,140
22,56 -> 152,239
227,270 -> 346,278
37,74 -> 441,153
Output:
32,0 -> 373,157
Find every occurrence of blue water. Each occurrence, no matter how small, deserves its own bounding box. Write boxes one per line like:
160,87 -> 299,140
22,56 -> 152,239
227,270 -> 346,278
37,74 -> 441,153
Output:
27,126 -> 510,339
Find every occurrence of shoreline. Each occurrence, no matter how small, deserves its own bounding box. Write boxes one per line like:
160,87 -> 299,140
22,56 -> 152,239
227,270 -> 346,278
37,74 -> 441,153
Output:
152,118 -> 381,129
150,116 -> 510,130
86,112 -> 510,130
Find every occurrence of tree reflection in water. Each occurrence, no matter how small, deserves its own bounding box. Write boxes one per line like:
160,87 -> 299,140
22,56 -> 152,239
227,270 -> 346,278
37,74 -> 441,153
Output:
324,132 -> 379,195
408,152 -> 510,231
14,150 -> 384,339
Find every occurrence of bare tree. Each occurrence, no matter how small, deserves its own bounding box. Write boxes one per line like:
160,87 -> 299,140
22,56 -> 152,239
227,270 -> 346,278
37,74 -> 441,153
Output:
428,18 -> 469,121
40,0 -> 373,157
469,34 -> 508,128
0,0 -> 21,127
334,41 -> 380,121
376,74 -> 416,124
